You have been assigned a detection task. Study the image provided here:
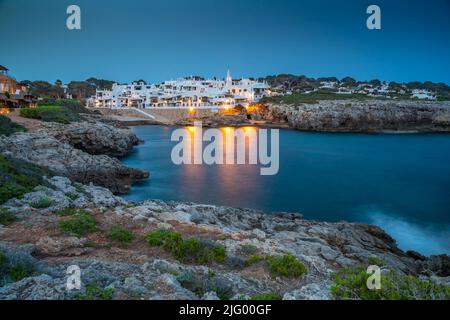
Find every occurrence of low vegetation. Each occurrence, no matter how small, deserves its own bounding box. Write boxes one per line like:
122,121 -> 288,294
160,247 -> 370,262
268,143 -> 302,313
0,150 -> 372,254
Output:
19,105 -> 81,124
0,155 -> 53,205
65,192 -> 79,201
53,207 -> 87,217
176,271 -> 233,300
368,256 -> 385,266
31,196 -> 54,209
246,254 -> 307,279
145,229 -> 226,264
0,115 -> 27,136
251,293 -> 282,300
0,250 -> 36,286
108,225 -> 134,244
331,266 -> 450,300
0,208 -> 17,226
74,283 -> 114,300
58,211 -> 97,237
260,91 -> 371,105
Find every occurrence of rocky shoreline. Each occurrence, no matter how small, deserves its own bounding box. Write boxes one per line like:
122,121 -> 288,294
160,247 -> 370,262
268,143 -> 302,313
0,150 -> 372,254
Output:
0,116 -> 449,300
0,120 -> 149,194
251,100 -> 450,132
0,176 -> 449,300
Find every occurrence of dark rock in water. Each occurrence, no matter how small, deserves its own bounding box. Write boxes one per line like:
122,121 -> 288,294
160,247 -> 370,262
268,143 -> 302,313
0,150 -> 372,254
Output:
39,121 -> 141,157
0,132 -> 148,194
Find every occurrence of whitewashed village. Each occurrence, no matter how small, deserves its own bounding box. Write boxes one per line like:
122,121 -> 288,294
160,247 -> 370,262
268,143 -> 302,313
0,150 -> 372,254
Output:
84,69 -> 439,111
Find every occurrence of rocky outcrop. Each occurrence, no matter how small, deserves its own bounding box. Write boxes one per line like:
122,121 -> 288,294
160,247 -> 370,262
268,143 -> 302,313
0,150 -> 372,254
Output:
0,133 -> 148,194
39,121 -> 141,157
0,178 -> 448,300
255,100 -> 450,132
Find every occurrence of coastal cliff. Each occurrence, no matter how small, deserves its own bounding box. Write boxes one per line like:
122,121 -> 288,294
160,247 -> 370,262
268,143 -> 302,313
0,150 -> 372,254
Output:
0,121 -> 148,194
252,100 -> 450,132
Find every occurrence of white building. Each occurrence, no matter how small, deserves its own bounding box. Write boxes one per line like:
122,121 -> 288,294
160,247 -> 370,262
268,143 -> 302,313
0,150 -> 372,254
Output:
90,69 -> 271,108
411,89 -> 436,100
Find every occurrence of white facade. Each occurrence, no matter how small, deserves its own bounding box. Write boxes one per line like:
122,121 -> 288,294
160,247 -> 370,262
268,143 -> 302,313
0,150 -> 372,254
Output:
91,70 -> 271,108
411,89 -> 436,100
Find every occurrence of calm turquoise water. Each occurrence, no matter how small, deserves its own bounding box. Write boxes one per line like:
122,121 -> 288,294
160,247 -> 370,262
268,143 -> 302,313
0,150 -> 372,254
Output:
121,125 -> 450,256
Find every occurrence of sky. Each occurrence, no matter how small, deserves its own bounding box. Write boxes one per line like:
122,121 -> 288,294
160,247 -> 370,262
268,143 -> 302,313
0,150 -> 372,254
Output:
1,0 -> 449,84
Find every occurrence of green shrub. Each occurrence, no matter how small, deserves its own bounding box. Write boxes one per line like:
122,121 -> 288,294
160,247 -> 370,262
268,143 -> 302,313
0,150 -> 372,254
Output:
0,208 -> 17,226
0,155 -> 53,205
0,251 -> 37,286
245,254 -> 307,279
176,272 -> 233,300
245,255 -> 265,266
31,196 -> 54,208
0,251 -> 7,267
65,192 -> 79,201
0,115 -> 27,136
58,212 -> 97,237
368,256 -> 385,266
266,254 -> 308,278
145,229 -> 226,264
260,91 -> 371,106
108,225 -> 134,244
240,244 -> 258,255
176,272 -> 206,297
20,106 -> 81,124
53,207 -> 87,216
8,262 -> 35,282
251,293 -> 282,300
331,267 -> 450,300
74,283 -> 114,300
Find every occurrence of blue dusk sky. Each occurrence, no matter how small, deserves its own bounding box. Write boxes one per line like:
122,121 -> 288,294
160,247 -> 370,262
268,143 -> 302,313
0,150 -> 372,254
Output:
1,0 -> 449,84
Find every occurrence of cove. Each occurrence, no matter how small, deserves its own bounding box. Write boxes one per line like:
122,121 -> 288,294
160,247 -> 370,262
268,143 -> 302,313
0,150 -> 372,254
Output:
121,125 -> 450,256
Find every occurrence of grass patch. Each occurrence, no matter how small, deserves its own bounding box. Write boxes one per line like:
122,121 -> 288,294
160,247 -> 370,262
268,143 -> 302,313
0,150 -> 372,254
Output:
0,257 -> 35,284
58,211 -> 97,237
240,244 -> 258,255
176,272 -> 233,300
0,208 -> 17,226
74,283 -> 114,300
53,207 -> 87,216
368,256 -> 385,267
9,263 -> 32,281
108,225 -> 134,244
266,254 -> 308,278
31,196 -> 54,208
145,229 -> 226,264
251,293 -> 282,300
65,192 -> 79,201
20,106 -> 81,124
246,254 -> 307,279
331,267 -> 450,300
260,91 -> 371,105
0,155 -> 53,205
0,251 -> 7,267
0,115 -> 27,136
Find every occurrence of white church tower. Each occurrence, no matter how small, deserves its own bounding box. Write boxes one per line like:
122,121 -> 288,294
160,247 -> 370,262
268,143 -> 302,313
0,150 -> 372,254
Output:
225,68 -> 232,88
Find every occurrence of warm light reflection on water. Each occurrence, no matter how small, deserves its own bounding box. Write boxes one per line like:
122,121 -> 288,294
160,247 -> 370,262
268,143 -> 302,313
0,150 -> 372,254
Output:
122,125 -> 450,255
